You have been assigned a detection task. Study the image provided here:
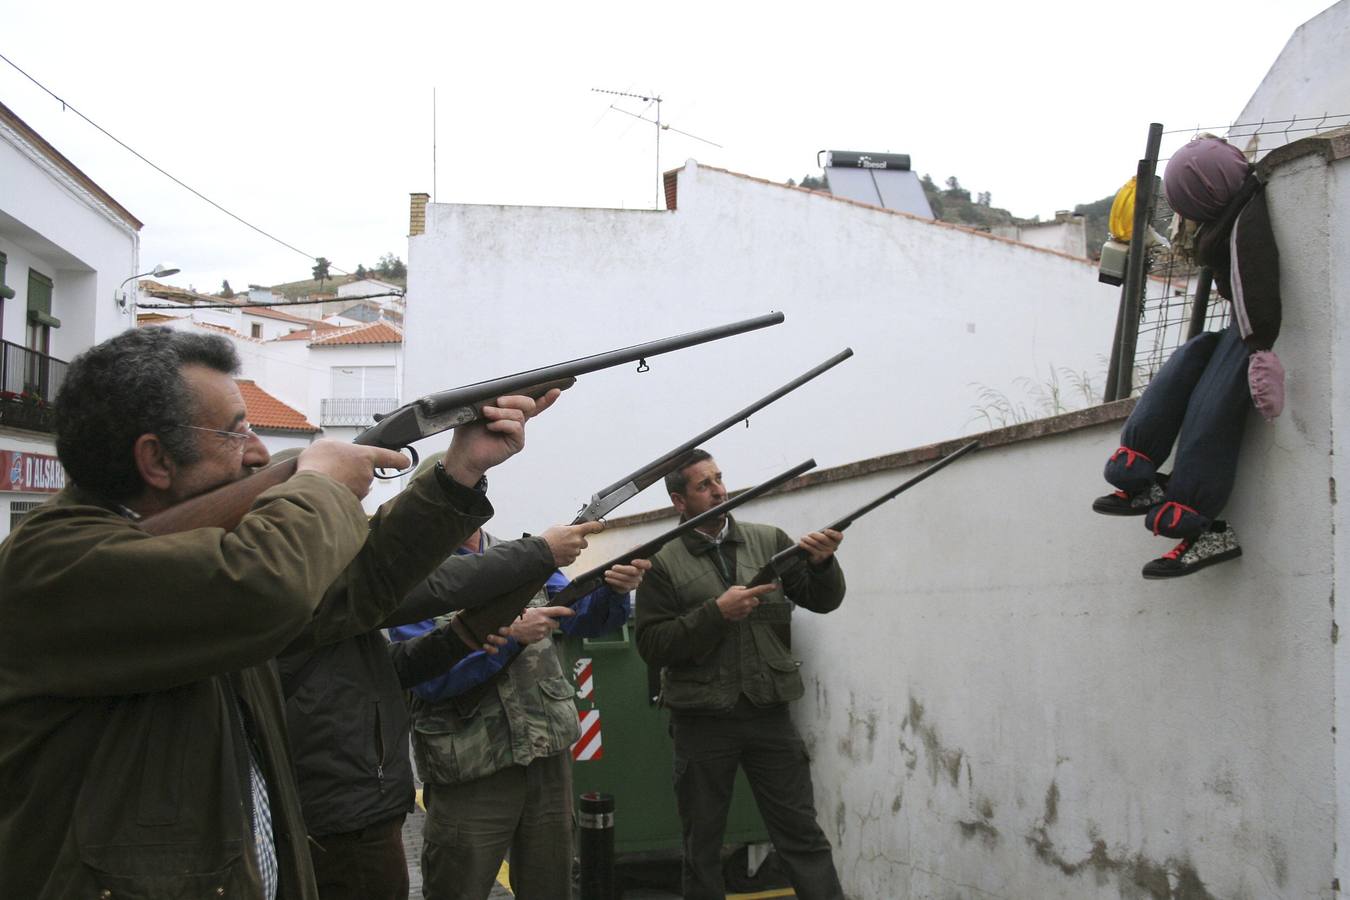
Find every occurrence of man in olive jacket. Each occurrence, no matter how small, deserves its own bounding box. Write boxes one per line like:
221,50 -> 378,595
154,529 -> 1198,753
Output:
0,328 -> 551,899
634,450 -> 846,900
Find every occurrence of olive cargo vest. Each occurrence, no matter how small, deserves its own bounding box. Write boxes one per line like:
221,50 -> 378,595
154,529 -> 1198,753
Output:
653,521 -> 802,712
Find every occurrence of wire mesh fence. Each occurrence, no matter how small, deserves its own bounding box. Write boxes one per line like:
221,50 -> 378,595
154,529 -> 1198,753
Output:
1119,113 -> 1347,395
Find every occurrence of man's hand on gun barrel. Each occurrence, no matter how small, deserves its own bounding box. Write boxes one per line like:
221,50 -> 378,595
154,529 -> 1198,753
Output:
798,528 -> 844,565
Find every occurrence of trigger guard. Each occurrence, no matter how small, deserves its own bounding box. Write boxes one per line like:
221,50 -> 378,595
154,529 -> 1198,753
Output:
374,445 -> 420,480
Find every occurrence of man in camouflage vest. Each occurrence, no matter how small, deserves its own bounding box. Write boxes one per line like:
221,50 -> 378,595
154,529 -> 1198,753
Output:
390,528 -> 647,900
635,449 -> 846,900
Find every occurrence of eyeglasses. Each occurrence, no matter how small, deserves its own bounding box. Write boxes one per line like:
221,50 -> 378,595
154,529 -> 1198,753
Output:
168,423 -> 258,447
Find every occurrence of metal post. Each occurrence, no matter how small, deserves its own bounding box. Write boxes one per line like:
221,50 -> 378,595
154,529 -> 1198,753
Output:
1103,286 -> 1128,402
1185,267 -> 1214,341
578,791 -> 616,900
1113,122 -> 1164,400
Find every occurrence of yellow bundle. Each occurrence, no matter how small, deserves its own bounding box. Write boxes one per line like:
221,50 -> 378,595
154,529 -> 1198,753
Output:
1108,177 -> 1136,242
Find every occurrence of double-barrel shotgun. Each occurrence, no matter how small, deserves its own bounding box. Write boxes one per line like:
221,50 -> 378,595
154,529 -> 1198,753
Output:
138,312 -> 786,536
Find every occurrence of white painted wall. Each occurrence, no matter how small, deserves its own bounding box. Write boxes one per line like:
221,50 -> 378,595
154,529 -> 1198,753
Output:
1229,0 -> 1350,159
564,133 -> 1350,899
404,162 -> 1119,537
0,123 -> 139,357
1,107 -> 139,540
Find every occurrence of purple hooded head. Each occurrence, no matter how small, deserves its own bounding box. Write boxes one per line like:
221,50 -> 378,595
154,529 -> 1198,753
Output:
1163,138 -> 1252,223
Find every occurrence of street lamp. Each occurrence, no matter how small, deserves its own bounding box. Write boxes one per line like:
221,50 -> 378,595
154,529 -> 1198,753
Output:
116,264 -> 180,313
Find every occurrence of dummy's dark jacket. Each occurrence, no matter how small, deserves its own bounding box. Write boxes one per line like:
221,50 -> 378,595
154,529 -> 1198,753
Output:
1196,173 -> 1281,351
0,465 -> 490,900
635,516 -> 845,711
278,534 -> 555,837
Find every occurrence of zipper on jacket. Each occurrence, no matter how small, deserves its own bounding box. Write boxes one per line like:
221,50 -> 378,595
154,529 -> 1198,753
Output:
373,701 -> 387,793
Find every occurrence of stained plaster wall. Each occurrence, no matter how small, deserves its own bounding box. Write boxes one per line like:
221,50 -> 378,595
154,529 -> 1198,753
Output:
566,131 -> 1349,899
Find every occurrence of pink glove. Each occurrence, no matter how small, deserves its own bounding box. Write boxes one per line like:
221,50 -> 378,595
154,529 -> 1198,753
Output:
1249,350 -> 1285,421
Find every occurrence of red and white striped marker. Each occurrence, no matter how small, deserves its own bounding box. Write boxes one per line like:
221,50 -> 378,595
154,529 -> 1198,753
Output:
573,657 -> 594,700
573,709 -> 603,761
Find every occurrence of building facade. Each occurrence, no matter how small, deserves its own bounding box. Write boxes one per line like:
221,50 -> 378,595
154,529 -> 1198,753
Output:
0,100 -> 142,539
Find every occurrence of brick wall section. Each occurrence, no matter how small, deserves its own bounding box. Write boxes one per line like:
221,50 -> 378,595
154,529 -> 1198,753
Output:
409,192 -> 430,236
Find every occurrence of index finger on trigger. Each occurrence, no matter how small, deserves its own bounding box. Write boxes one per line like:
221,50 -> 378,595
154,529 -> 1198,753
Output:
574,521 -> 605,536
371,447 -> 412,470
538,606 -> 575,619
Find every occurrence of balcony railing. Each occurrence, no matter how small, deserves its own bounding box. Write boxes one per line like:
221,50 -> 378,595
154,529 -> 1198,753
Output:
0,340 -> 67,433
320,396 -> 399,427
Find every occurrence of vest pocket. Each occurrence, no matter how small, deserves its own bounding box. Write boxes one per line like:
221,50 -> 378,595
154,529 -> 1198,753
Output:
763,655 -> 805,703
412,703 -> 504,785
539,676 -> 581,748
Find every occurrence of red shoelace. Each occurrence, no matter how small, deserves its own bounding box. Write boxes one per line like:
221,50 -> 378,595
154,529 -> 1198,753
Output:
1110,446 -> 1152,468
1151,500 -> 1198,535
1161,538 -> 1192,561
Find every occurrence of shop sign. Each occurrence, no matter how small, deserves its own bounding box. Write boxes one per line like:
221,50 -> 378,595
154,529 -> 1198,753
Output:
0,450 -> 65,493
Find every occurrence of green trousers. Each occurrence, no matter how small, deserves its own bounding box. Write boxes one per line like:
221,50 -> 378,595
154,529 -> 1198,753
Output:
420,752 -> 573,900
671,699 -> 843,900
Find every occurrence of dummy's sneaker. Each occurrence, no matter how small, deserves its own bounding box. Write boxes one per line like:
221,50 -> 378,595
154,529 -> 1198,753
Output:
1092,473 -> 1169,516
1141,520 -> 1242,579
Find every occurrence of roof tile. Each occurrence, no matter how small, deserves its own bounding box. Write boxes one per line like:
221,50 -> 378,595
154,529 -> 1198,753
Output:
236,380 -> 320,433
308,321 -> 404,346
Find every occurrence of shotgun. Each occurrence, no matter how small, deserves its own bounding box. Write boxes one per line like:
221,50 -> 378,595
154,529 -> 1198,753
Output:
138,312 -> 785,536
437,349 -> 853,657
450,458 -> 817,646
745,440 -> 980,588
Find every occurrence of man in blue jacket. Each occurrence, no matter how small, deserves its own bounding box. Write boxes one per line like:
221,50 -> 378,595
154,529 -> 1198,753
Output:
391,529 -> 647,900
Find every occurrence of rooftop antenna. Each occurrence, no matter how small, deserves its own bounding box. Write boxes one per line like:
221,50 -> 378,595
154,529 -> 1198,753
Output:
592,88 -> 723,209
432,86 -> 438,202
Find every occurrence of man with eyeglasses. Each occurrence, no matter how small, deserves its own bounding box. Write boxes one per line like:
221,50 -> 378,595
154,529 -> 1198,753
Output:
0,326 -> 555,900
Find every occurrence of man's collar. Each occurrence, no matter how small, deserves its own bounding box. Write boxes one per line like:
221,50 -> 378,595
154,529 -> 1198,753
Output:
679,515 -> 742,555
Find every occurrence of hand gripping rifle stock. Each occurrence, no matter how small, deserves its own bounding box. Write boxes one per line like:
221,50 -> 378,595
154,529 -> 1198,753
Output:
137,312 -> 784,536
448,458 -> 817,648
745,440 -> 981,588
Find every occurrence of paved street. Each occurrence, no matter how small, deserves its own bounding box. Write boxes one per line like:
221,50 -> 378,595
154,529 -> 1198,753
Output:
401,803 -> 788,899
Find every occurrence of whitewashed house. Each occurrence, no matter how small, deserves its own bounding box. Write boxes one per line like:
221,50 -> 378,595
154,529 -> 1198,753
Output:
0,100 -> 142,538
402,160 -> 1120,536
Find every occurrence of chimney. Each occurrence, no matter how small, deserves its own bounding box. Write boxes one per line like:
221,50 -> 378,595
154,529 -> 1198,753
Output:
409,192 -> 430,236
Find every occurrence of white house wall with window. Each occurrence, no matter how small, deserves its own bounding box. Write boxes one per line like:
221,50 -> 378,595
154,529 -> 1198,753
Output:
0,99 -> 141,539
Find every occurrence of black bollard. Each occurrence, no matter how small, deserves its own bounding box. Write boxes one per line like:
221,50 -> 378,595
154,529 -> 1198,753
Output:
577,791 -> 616,900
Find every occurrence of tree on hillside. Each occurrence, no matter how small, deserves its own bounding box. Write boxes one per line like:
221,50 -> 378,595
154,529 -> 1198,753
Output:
312,257 -> 331,286
787,173 -> 829,191
220,280 -> 234,298
376,253 -> 406,279
355,264 -> 367,279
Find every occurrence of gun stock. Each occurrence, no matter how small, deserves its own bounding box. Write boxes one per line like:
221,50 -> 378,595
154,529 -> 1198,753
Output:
746,440 -> 981,588
138,459 -> 299,537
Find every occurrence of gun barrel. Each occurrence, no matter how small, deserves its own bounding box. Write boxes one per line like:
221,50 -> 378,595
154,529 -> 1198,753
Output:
827,440 -> 980,531
417,311 -> 785,418
584,348 -> 853,512
554,457 -> 816,605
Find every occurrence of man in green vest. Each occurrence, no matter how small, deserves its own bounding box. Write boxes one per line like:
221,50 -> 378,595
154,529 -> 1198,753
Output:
635,449 -> 846,900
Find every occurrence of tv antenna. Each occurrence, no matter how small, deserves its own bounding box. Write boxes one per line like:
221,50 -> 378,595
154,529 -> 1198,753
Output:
592,88 -> 723,209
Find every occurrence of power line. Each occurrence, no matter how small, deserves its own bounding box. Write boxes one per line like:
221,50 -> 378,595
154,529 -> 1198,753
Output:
137,291 -> 404,311
0,50 -> 347,275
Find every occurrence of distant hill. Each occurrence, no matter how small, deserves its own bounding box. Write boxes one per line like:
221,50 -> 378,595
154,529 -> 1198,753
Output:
792,171 -> 1117,259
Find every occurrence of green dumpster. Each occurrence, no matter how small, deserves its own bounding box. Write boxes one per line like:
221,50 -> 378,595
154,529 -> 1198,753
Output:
561,624 -> 770,857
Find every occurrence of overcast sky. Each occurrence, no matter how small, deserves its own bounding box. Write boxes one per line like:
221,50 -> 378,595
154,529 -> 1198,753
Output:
1,0 -> 1337,293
